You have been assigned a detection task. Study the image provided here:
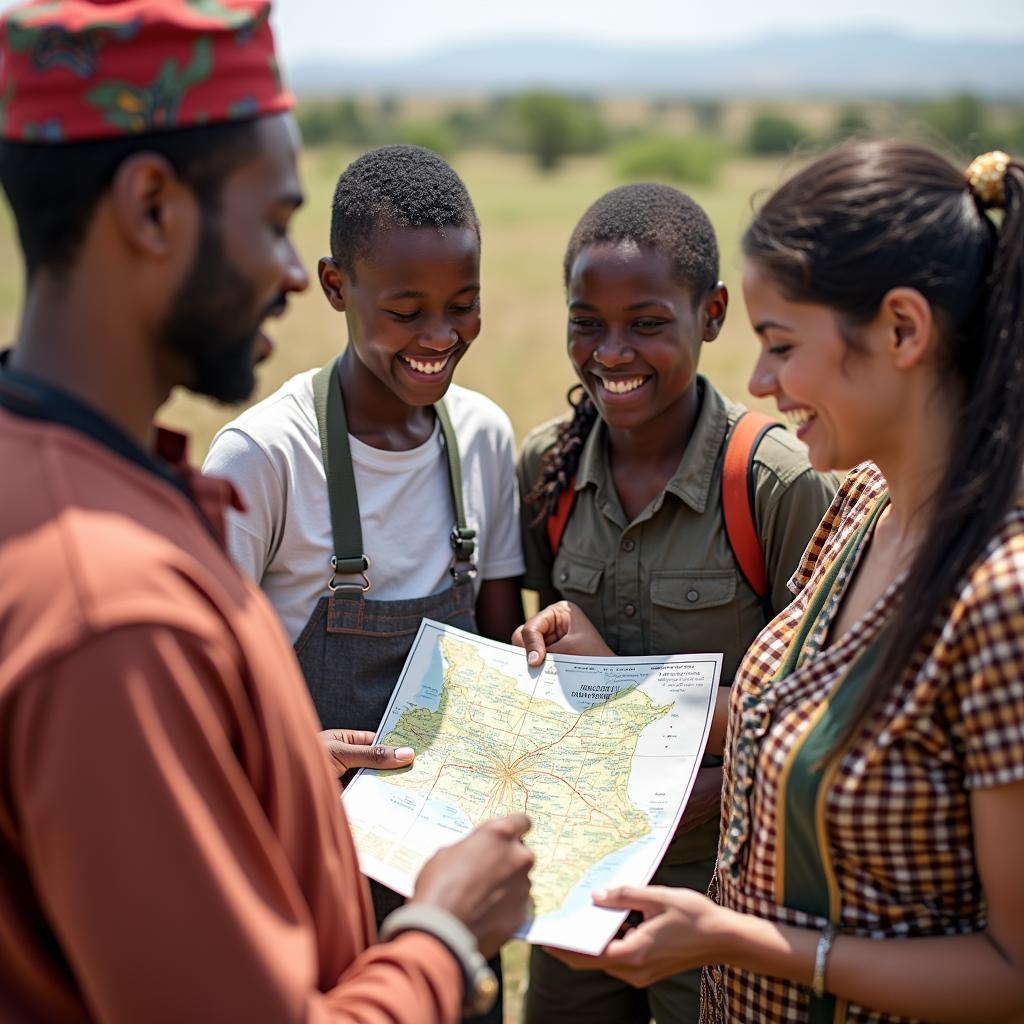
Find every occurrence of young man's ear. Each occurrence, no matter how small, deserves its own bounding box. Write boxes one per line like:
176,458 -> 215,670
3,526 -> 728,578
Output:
108,151 -> 197,259
702,282 -> 729,342
318,256 -> 350,312
879,287 -> 935,370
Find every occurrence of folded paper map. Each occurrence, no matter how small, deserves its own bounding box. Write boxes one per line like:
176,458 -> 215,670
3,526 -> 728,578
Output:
342,619 -> 721,954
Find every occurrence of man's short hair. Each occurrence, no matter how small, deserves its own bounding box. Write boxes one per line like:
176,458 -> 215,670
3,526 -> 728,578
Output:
329,145 -> 480,275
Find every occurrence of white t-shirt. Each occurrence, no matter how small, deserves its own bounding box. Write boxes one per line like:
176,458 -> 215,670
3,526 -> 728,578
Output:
204,370 -> 525,642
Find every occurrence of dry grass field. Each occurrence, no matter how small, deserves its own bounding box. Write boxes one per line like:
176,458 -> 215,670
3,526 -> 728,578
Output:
0,145 -> 795,1020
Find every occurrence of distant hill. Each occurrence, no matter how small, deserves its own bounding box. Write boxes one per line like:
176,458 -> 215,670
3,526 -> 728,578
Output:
290,31 -> 1024,98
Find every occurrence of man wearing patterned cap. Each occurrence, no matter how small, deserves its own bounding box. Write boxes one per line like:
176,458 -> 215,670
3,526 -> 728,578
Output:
0,3 -> 532,1022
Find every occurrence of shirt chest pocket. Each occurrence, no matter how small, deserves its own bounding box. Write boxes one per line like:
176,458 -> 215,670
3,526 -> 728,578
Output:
551,549 -> 606,636
649,570 -> 739,659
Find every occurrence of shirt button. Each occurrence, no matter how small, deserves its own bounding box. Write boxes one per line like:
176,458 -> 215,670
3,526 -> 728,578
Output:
621,538 -> 635,552
559,570 -> 569,583
686,589 -> 700,603
624,603 -> 637,617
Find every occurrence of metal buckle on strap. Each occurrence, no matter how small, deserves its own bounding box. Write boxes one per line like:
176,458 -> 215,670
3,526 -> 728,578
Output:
449,564 -> 478,585
450,525 -> 476,561
328,554 -> 371,593
449,526 -> 477,585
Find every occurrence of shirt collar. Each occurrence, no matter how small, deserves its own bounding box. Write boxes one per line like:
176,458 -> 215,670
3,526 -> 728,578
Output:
0,351 -> 242,545
575,411 -> 609,492
154,428 -> 246,548
575,376 -> 733,514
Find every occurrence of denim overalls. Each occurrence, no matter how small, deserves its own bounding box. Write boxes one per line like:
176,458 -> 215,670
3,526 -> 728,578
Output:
294,358 -> 502,1020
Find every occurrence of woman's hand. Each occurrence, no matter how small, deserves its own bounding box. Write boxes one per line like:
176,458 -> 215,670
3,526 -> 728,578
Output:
548,885 -> 729,986
511,600 -> 613,664
318,728 -> 415,780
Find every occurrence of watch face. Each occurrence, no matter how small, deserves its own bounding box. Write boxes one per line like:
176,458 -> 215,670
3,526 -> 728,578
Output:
469,967 -> 499,1015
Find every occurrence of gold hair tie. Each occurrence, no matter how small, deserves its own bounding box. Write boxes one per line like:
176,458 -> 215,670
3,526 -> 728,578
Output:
966,150 -> 1010,208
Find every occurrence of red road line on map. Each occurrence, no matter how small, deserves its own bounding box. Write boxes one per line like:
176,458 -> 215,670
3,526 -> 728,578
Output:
433,655 -> 645,844
515,769 -> 625,826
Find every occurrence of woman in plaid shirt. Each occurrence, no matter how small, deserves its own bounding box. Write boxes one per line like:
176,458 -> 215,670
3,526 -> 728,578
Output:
515,140 -> 1024,1023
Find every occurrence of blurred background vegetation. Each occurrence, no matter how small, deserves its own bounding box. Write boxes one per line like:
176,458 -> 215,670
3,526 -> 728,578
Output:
293,90 -> 1024,175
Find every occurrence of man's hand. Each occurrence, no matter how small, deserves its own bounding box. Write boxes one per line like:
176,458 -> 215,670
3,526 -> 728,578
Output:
318,729 -> 414,780
412,814 -> 535,959
547,885 -> 728,986
511,601 -> 613,666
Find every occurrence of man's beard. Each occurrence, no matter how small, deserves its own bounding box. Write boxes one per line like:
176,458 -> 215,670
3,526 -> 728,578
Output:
162,219 -> 279,405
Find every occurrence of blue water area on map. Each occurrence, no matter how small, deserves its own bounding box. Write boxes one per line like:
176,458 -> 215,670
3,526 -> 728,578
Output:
646,808 -> 673,832
371,783 -> 477,844
389,636 -> 447,723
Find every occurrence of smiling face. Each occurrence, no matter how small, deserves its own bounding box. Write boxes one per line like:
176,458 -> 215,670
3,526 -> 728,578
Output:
743,261 -> 905,473
320,223 -> 481,407
566,240 -> 725,432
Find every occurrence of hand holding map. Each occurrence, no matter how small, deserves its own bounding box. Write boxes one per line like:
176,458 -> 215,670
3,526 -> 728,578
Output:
412,813 -> 535,959
511,598 -> 614,663
343,620 -> 721,955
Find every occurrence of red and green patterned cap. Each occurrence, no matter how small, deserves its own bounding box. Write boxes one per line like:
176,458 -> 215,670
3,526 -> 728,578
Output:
0,0 -> 292,143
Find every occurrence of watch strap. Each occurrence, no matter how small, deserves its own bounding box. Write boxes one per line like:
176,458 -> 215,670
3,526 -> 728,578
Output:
378,903 -> 498,1016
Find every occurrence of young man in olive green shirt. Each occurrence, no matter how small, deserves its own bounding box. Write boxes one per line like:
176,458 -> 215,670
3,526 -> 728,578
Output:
516,183 -> 838,1024
518,377 -> 837,1022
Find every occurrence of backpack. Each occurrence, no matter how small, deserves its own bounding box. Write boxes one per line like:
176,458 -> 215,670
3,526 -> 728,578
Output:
546,411 -> 781,602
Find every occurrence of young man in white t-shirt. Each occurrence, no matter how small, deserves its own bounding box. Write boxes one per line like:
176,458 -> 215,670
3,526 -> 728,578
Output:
206,373 -> 522,643
204,152 -> 524,1017
205,145 -> 524,776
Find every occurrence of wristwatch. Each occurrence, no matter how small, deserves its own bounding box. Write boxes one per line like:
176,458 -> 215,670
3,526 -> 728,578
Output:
379,904 -> 499,1016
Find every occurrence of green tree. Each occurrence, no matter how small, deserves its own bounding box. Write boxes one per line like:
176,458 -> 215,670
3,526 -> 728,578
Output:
833,105 -> 870,141
443,107 -> 484,148
295,98 -> 370,147
1007,113 -> 1024,156
398,120 -> 457,159
614,133 -> 727,187
513,91 -> 608,172
746,111 -> 805,155
692,99 -> 723,133
921,93 -> 988,155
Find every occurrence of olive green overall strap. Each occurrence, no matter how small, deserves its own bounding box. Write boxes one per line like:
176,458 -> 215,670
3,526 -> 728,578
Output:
435,398 -> 477,583
774,493 -> 890,1024
312,360 -> 475,590
312,358 -> 371,591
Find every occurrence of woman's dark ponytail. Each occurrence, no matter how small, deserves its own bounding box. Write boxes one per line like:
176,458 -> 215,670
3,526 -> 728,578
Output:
872,157 -> 1024,726
743,141 -> 1024,751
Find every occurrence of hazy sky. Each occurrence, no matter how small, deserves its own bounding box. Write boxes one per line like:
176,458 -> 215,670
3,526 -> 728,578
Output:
269,0 -> 1024,61
2,1 -> 1023,61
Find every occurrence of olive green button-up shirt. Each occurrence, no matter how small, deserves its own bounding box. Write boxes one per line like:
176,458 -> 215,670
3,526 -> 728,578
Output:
517,378 -> 839,862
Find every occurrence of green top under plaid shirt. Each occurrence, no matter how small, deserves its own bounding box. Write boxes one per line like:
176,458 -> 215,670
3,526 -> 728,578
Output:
706,463 -> 1024,1024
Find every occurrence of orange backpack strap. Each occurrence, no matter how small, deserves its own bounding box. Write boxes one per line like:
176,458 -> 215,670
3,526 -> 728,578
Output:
722,411 -> 783,601
546,479 -> 577,555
